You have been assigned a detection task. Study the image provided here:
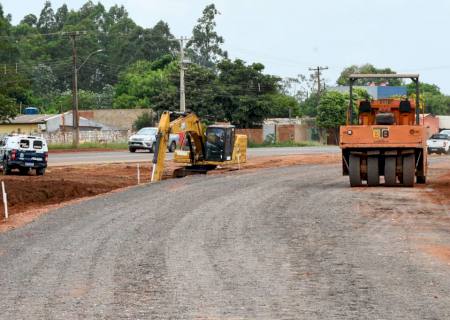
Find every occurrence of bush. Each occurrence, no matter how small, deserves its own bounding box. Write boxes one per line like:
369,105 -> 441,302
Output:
133,112 -> 155,130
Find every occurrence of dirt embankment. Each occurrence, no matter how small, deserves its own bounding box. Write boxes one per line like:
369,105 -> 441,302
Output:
0,154 -> 340,232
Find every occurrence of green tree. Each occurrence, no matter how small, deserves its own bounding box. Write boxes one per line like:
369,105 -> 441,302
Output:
316,88 -> 369,143
187,4 -> 227,68
0,94 -> 18,121
215,59 -> 280,127
267,93 -> 300,118
37,1 -> 56,33
133,112 -> 154,130
316,91 -> 347,144
406,82 -> 450,115
113,57 -> 177,108
299,93 -> 320,117
337,64 -> 402,86
21,14 -> 37,27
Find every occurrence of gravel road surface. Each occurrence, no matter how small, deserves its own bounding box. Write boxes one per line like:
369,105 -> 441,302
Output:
48,146 -> 340,166
0,163 -> 449,319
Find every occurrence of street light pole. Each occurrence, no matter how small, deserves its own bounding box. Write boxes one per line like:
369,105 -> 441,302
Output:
70,35 -> 79,148
70,46 -> 103,148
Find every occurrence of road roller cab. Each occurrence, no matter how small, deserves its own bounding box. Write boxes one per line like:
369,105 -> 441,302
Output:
340,74 -> 427,187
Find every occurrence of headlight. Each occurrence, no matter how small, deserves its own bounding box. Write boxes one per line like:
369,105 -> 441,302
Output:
346,130 -> 353,135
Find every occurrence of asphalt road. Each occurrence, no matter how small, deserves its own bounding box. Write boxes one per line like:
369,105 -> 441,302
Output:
0,163 -> 449,319
48,146 -> 340,166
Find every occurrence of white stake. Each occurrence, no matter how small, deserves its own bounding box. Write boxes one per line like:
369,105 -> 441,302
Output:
2,181 -> 8,220
151,164 -> 156,182
137,163 -> 141,185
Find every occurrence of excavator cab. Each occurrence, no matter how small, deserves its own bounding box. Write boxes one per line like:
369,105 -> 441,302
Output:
205,125 -> 235,162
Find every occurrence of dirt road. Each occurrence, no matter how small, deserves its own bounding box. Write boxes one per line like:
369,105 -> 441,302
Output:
0,161 -> 449,319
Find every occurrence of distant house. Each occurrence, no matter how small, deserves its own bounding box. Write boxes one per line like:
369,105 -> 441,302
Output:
0,112 -> 113,135
329,86 -> 407,99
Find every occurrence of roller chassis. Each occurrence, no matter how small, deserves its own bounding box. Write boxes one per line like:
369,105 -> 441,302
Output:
340,125 -> 427,187
340,73 -> 427,187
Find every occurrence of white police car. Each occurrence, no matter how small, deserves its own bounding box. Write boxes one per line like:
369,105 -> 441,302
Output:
0,134 -> 48,175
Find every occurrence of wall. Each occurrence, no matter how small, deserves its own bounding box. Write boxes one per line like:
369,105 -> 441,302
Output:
236,128 -> 263,144
0,124 -> 39,134
277,125 -> 295,142
43,130 -> 129,145
79,109 -> 153,130
421,115 -> 440,138
274,125 -> 310,143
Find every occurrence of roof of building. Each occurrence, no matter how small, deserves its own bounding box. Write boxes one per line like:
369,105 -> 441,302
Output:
2,114 -> 59,124
60,113 -> 107,129
2,112 -> 116,130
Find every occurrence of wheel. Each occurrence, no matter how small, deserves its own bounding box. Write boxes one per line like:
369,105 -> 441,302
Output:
417,176 -> 426,184
367,157 -> 379,186
19,167 -> 29,175
349,155 -> 362,187
36,168 -> 46,176
129,147 -> 136,153
402,154 -> 415,187
168,141 -> 176,153
2,161 -> 11,175
384,156 -> 396,186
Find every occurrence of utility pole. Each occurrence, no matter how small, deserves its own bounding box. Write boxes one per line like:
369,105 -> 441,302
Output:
308,66 -> 329,97
64,31 -> 86,148
309,66 -> 328,145
178,37 -> 191,113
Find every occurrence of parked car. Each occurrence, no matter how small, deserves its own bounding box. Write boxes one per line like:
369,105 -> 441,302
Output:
0,134 -> 48,175
128,127 -> 179,153
427,133 -> 450,154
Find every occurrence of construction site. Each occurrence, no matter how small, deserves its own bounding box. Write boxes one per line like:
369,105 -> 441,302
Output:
1,1 -> 450,319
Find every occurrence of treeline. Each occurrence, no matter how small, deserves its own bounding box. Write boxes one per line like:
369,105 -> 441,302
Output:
0,1 -> 299,127
0,2 -> 448,128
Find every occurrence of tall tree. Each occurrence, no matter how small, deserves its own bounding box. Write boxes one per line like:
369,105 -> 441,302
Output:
187,4 -> 227,68
37,1 -> 56,33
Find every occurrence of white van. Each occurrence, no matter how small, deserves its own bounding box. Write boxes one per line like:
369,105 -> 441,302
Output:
0,134 -> 48,175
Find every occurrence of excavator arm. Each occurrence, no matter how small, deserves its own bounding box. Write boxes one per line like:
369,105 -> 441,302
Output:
151,111 -> 205,182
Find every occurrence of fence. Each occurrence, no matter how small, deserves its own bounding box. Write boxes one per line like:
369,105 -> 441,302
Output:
235,129 -> 264,144
43,130 -> 130,145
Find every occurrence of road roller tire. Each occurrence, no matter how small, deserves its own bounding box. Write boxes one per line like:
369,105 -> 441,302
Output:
402,154 -> 415,187
367,157 -> 379,186
349,155 -> 362,187
384,157 -> 396,186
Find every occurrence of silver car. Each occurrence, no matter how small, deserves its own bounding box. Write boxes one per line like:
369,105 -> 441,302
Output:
128,127 -> 179,153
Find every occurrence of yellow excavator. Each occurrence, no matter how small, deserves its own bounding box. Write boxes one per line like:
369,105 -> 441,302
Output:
151,111 -> 247,182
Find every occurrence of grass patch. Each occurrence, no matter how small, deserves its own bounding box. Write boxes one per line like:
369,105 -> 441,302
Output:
49,142 -> 129,150
248,140 -> 322,148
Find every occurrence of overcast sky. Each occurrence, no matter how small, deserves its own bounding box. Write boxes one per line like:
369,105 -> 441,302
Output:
2,0 -> 450,93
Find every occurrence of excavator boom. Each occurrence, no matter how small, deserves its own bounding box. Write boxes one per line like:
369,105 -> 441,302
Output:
151,111 -> 205,182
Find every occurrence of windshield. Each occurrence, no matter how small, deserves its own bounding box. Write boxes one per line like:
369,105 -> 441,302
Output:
137,128 -> 157,135
430,134 -> 448,140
